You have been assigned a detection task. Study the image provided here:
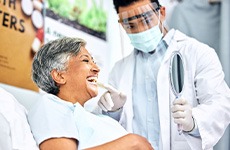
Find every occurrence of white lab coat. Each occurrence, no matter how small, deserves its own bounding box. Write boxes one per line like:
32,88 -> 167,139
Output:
108,29 -> 230,150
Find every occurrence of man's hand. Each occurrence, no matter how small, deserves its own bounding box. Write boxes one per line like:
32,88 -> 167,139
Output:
171,98 -> 195,132
98,84 -> 127,112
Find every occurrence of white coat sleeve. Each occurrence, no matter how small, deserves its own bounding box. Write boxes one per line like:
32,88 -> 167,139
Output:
191,44 -> 230,149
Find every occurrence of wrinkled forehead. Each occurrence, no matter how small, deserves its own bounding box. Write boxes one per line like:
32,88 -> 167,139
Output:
118,2 -> 159,23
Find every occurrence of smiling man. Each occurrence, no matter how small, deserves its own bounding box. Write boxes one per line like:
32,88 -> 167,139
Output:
28,37 -> 153,150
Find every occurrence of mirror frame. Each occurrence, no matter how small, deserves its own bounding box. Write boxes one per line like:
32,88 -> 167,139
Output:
169,51 -> 185,98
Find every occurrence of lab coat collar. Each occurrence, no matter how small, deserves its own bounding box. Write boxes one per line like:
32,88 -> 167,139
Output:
156,29 -> 188,149
162,29 -> 188,63
164,28 -> 188,45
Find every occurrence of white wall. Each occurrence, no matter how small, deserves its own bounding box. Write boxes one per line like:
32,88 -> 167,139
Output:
106,0 -> 133,71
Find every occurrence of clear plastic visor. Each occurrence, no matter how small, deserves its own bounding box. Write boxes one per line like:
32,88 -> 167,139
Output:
118,3 -> 161,34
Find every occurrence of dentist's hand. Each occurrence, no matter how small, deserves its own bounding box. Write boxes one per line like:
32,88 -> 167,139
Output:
171,98 -> 195,132
98,84 -> 127,112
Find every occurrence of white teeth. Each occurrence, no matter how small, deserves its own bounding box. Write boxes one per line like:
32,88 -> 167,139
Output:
87,77 -> 98,83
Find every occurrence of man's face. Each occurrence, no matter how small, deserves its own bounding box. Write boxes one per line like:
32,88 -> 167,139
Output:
118,0 -> 161,34
63,47 -> 100,103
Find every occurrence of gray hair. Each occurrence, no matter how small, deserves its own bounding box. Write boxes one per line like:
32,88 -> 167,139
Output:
32,37 -> 86,95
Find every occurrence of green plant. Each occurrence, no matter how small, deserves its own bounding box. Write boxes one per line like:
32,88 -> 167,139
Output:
47,0 -> 107,33
78,0 -> 107,33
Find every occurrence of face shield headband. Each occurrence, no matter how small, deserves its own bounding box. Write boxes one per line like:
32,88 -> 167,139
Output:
118,2 -> 161,34
117,2 -> 163,53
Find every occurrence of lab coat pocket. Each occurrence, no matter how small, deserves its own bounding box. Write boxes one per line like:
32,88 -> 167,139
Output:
171,123 -> 192,149
172,122 -> 186,141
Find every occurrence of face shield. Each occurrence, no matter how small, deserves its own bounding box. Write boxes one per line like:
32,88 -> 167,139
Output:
118,2 -> 161,34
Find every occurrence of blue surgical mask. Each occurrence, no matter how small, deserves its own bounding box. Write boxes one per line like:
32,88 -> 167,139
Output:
127,25 -> 163,53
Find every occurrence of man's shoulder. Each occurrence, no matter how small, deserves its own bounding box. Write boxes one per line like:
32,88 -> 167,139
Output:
169,29 -> 215,58
172,29 -> 189,41
171,29 -> 209,48
173,29 -> 206,44
115,51 -> 135,65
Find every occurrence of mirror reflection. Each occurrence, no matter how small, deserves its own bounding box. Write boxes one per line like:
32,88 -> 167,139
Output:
169,52 -> 184,97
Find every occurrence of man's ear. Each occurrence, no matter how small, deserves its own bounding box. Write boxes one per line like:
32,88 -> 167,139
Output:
160,6 -> 166,20
51,69 -> 66,85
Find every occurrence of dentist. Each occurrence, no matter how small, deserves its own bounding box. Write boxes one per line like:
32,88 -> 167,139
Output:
98,0 -> 230,149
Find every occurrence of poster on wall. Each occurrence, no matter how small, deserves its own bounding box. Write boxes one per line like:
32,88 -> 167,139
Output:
0,0 -> 45,91
45,0 -> 107,41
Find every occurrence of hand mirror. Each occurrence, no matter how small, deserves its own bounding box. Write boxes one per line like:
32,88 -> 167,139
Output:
169,51 -> 184,134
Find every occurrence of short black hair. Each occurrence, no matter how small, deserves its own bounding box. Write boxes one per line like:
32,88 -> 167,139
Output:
113,0 -> 160,13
